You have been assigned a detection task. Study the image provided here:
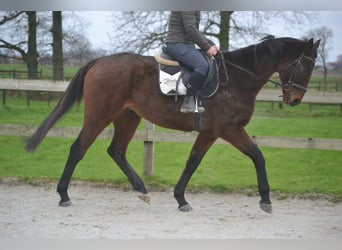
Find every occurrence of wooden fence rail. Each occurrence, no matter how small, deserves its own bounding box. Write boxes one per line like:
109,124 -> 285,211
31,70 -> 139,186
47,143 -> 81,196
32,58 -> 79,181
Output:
1,79 -> 342,111
0,69 -> 43,79
2,124 -> 342,150
0,79 -> 68,106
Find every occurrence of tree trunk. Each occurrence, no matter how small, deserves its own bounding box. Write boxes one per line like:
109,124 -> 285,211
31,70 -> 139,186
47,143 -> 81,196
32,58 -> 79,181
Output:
26,11 -> 39,79
52,11 -> 64,81
322,53 -> 328,91
218,11 -> 233,51
323,66 -> 328,91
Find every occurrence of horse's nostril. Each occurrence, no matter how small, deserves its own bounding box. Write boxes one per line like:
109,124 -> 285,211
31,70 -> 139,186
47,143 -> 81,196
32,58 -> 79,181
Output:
291,98 -> 301,106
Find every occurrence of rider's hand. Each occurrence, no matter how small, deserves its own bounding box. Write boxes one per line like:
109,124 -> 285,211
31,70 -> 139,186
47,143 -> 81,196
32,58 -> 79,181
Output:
207,45 -> 218,56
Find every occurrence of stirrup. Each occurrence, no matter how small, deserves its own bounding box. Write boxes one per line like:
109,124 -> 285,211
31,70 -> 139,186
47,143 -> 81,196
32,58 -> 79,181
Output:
194,97 -> 199,113
194,97 -> 205,113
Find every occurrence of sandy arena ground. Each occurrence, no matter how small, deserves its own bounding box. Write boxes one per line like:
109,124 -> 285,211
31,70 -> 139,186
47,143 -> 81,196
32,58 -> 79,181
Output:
1,179 -> 341,239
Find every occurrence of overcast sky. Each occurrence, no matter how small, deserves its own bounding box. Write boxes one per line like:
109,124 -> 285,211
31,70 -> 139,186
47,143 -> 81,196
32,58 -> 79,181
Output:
77,11 -> 342,62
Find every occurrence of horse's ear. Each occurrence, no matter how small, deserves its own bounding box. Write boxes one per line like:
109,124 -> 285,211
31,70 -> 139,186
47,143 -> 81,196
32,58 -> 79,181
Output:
304,38 -> 314,53
314,39 -> 321,49
305,38 -> 320,59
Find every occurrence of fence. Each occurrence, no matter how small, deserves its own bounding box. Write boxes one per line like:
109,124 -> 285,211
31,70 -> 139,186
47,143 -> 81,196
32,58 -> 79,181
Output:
264,79 -> 342,92
1,79 -> 342,112
0,79 -> 67,106
1,79 -> 342,175
0,69 -> 43,79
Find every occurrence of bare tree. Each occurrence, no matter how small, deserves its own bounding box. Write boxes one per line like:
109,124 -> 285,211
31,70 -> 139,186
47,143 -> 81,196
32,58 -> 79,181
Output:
201,11 -> 233,50
202,11 -> 315,50
63,32 -> 93,65
26,12 -> 39,79
306,26 -> 333,84
109,11 -> 315,54
1,11 -> 97,73
109,11 -> 169,54
0,11 -> 39,79
52,11 -> 64,80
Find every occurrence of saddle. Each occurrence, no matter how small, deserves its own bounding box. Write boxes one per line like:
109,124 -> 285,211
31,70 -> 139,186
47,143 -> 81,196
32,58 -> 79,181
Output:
154,47 -> 220,99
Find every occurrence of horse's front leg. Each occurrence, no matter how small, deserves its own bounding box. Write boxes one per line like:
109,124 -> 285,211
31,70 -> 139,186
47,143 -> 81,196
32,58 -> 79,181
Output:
222,127 -> 272,213
174,132 -> 217,211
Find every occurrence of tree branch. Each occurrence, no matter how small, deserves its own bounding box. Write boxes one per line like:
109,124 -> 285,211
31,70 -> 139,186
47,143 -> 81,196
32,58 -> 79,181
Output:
0,39 -> 26,57
0,11 -> 25,25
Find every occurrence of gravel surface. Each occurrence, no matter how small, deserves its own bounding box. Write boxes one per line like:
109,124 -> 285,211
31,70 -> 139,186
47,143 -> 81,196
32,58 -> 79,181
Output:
1,179 -> 341,239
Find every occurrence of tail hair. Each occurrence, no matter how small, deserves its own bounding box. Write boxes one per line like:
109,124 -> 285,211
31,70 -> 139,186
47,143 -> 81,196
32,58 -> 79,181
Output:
25,60 -> 95,152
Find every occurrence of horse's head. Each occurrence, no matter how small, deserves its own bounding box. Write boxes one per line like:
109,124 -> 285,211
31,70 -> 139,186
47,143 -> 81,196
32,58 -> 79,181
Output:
278,38 -> 320,106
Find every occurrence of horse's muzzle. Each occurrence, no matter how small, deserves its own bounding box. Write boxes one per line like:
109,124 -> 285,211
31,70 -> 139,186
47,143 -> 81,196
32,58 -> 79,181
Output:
282,93 -> 303,106
289,98 -> 302,106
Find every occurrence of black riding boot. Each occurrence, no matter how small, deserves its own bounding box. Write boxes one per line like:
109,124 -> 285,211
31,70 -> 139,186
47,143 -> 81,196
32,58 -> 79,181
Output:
180,72 -> 205,113
181,96 -> 200,113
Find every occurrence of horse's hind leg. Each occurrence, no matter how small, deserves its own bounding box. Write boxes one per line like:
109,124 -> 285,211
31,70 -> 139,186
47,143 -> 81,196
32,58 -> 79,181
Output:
107,109 -> 149,202
57,121 -> 110,206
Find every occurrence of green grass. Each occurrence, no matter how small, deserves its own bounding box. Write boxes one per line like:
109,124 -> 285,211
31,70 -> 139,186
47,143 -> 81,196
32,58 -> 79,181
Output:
0,98 -> 85,127
0,96 -> 342,198
0,136 -> 341,198
247,116 -> 342,138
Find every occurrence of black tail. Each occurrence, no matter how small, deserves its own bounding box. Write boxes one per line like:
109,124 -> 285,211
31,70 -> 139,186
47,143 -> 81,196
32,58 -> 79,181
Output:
25,60 -> 96,152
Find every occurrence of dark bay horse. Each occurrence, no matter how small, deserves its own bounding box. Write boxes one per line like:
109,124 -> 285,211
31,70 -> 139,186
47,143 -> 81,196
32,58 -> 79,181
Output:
26,36 -> 320,213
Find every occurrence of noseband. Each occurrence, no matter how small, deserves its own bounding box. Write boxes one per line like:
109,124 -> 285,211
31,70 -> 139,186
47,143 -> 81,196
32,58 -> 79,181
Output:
280,53 -> 316,94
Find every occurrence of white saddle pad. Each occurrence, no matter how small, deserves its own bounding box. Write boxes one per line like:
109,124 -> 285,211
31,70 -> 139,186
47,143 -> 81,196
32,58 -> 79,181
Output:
159,70 -> 187,96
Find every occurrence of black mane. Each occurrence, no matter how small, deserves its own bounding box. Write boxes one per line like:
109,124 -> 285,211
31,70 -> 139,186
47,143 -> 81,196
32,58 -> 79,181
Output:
260,35 -> 305,58
225,35 -> 305,68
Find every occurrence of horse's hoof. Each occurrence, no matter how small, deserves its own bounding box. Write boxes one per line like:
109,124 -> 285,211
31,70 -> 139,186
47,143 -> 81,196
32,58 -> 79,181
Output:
59,200 -> 72,207
259,202 -> 272,214
138,194 -> 150,204
178,204 -> 193,212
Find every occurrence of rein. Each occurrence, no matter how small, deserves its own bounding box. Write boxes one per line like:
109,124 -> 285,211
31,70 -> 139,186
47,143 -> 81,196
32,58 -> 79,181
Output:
214,51 -> 229,86
225,60 -> 282,88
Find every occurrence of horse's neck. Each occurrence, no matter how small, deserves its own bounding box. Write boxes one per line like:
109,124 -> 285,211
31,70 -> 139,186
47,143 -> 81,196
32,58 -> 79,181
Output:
227,56 -> 279,98
224,38 -> 306,100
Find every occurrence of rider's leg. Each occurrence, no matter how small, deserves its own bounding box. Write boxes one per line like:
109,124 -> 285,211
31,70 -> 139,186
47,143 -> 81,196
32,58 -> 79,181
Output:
181,71 -> 205,113
165,43 -> 208,112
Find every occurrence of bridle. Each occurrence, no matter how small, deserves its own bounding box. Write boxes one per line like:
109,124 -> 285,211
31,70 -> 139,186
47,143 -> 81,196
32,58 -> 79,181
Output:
225,52 -> 316,94
279,52 -> 316,94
